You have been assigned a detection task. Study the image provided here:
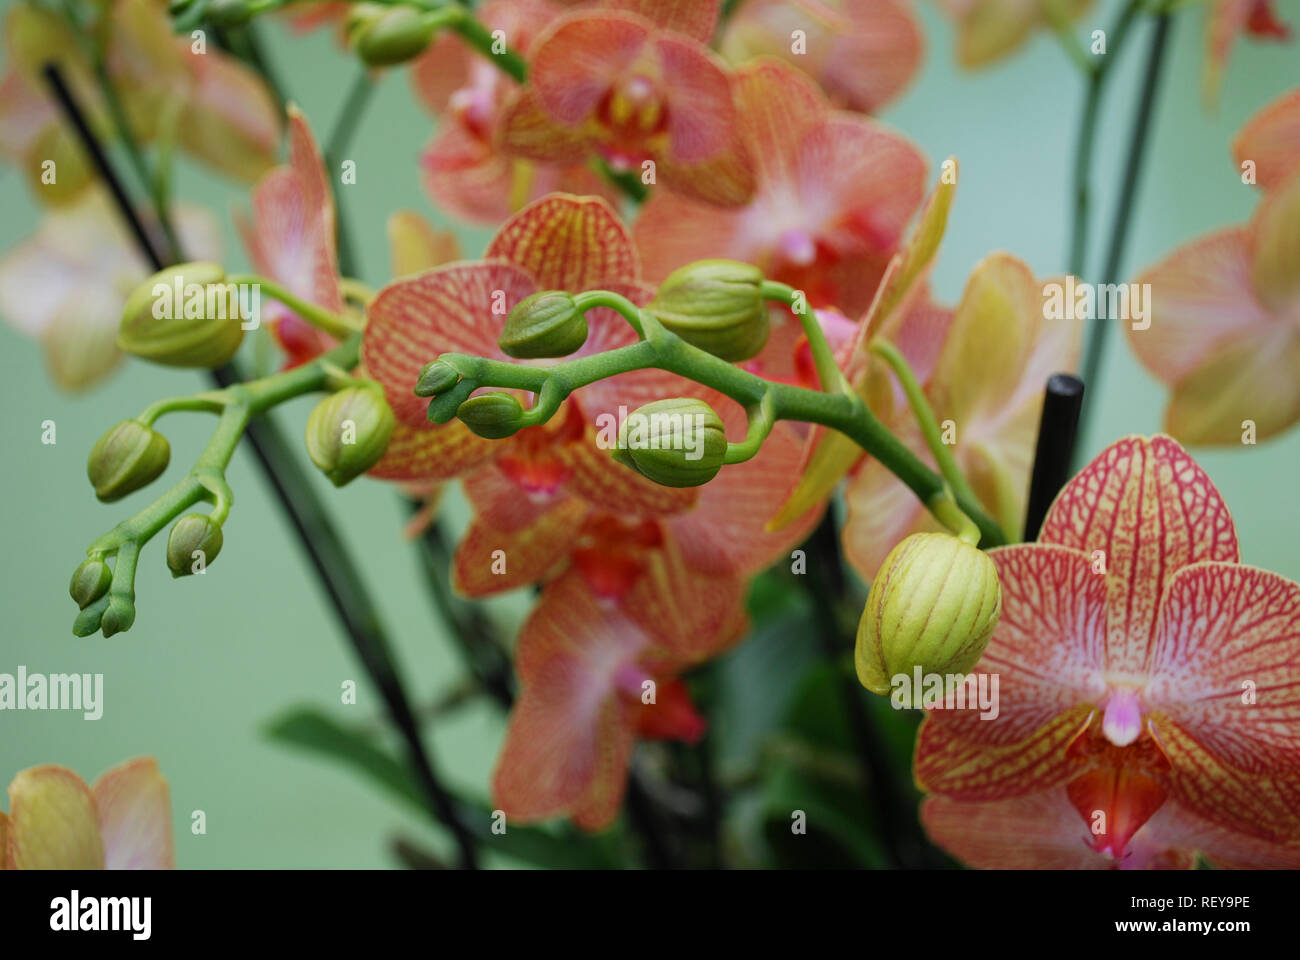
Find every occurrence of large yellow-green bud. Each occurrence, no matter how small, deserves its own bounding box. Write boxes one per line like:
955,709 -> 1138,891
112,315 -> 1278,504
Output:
456,392 -> 526,439
855,532 -> 1001,704
305,386 -> 397,486
498,291 -> 588,359
647,259 -> 769,362
611,397 -> 728,487
166,514 -> 224,578
348,3 -> 437,67
118,262 -> 245,368
86,419 -> 170,502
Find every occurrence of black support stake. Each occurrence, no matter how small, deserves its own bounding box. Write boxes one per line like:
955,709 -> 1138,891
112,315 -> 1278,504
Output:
1023,374 -> 1085,541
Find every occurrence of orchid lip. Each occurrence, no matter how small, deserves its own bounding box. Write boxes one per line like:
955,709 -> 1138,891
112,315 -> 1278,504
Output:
1101,687 -> 1144,747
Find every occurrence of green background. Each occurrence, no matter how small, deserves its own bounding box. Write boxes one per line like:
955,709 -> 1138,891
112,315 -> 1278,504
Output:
1,0 -> 1296,867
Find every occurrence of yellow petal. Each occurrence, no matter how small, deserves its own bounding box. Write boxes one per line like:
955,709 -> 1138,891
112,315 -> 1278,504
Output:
8,765 -> 105,869
1251,170 -> 1300,310
0,809 -> 11,869
1164,332 -> 1300,445
42,305 -> 124,391
387,211 -> 461,279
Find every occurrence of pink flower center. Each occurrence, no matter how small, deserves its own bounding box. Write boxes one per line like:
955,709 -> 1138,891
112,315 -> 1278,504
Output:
1101,687 -> 1143,747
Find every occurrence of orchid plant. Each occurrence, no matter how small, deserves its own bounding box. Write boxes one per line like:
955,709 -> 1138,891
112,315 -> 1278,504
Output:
1,0 -> 1297,872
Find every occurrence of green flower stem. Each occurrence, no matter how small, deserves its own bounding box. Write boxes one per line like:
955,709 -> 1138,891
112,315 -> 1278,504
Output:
573,290 -> 646,338
434,314 -> 1007,547
723,395 -> 775,465
867,337 -> 995,543
138,393 -> 229,425
761,281 -> 851,395
227,274 -> 364,338
78,334 -> 363,630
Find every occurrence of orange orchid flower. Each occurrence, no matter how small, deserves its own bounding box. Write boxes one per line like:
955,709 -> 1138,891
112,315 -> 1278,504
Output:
1,757 -> 173,869
412,0 -> 618,224
633,58 -> 927,318
498,2 -> 756,206
1130,90 -> 1300,445
363,193 -> 712,513
936,0 -> 1091,68
719,0 -> 923,114
916,435 -> 1300,868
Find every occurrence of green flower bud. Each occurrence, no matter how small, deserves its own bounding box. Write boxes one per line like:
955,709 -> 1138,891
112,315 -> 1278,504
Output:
414,359 -> 460,397
305,386 -> 397,486
166,513 -> 224,578
499,291 -> 588,359
349,4 -> 437,67
457,392 -> 526,439
72,593 -> 110,638
613,397 -> 727,487
205,0 -> 252,26
855,532 -> 1002,704
647,259 -> 769,362
69,558 -> 112,609
118,262 -> 245,368
87,419 -> 170,502
99,594 -> 136,638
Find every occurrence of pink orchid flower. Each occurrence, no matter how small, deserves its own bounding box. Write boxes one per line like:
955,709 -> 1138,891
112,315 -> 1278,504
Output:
412,0 -> 618,224
1233,85 -> 1300,191
719,0 -> 923,114
1130,93 -> 1300,445
916,435 -> 1300,868
497,2 -> 757,206
633,58 -> 927,318
0,189 -> 219,390
1,757 -> 173,869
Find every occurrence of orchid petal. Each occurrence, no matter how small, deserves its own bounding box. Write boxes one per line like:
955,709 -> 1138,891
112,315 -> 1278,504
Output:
387,210 -> 460,279
486,194 -> 640,292
1146,561 -> 1300,775
91,757 -> 173,870
1038,436 -> 1240,676
1233,86 -> 1300,191
7,765 -> 105,869
606,0 -> 720,42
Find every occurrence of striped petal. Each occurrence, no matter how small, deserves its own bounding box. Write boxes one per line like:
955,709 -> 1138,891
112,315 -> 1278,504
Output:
605,0 -> 720,41
1146,561 -> 1300,775
914,704 -> 1095,801
1038,436 -> 1240,676
91,757 -> 173,870
486,193 -> 640,292
7,765 -> 105,869
454,500 -> 588,595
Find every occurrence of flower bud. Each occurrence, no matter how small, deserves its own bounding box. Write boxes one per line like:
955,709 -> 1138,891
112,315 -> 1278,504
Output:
166,514 -> 224,577
87,420 -> 170,502
349,4 -> 437,67
457,392 -> 525,439
414,359 -> 460,397
499,291 -> 588,359
305,386 -> 397,486
647,259 -> 769,361
118,262 -> 245,368
99,594 -> 136,639
855,533 -> 1001,704
612,398 -> 727,487
69,558 -> 112,609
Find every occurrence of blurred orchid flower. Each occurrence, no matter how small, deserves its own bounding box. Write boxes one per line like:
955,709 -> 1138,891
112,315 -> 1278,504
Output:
633,58 -> 927,317
498,2 -> 756,206
937,0 -> 1090,68
0,189 -> 219,390
719,0 -> 923,114
1,757 -> 173,869
0,0 -> 280,205
413,0 -> 618,224
1204,0 -> 1291,105
1232,84 -> 1300,191
1131,94 -> 1300,446
917,435 -> 1300,868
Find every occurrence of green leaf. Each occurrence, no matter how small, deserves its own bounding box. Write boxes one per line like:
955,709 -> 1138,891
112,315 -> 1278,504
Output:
263,705 -> 621,869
